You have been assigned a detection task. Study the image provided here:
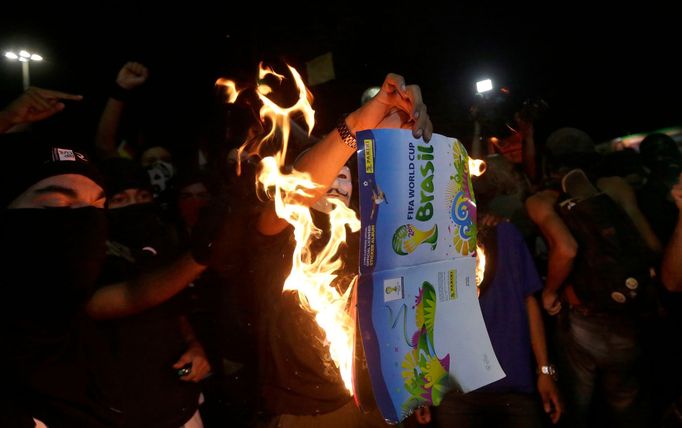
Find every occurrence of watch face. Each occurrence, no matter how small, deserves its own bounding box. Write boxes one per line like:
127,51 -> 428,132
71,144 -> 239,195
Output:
542,365 -> 556,376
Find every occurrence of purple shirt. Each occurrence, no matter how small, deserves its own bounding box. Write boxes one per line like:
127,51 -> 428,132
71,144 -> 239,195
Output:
478,222 -> 542,394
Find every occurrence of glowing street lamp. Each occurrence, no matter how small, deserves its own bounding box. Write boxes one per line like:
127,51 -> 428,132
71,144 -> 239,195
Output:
476,78 -> 493,95
4,49 -> 43,90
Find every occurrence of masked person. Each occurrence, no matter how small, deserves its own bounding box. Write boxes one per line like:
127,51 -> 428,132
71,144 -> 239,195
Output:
0,132 -> 228,427
251,73 -> 432,427
93,158 -> 209,428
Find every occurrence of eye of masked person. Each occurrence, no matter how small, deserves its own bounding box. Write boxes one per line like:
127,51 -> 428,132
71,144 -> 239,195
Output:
109,188 -> 154,209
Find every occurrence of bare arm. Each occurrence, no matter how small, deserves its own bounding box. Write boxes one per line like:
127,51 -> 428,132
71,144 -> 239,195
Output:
518,117 -> 537,181
527,295 -> 562,423
599,176 -> 662,253
257,73 -> 433,236
95,62 -> 149,159
662,174 -> 682,291
85,252 -> 206,319
526,191 -> 577,315
95,98 -> 125,159
471,118 -> 484,158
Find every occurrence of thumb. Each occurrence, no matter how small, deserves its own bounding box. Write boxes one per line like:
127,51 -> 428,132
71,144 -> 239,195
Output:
173,354 -> 191,368
542,394 -> 552,414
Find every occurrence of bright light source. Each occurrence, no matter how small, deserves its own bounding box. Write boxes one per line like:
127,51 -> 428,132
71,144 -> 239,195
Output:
476,79 -> 493,94
5,52 -> 18,60
19,50 -> 30,58
19,57 -> 29,62
361,86 -> 381,105
30,54 -> 42,61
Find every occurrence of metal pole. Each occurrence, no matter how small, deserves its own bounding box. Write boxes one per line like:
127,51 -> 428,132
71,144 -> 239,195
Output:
21,61 -> 30,90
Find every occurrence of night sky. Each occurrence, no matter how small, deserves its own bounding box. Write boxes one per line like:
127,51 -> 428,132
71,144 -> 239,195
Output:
1,5 -> 680,152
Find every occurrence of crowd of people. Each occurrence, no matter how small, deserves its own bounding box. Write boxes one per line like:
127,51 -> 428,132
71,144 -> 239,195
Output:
0,60 -> 680,428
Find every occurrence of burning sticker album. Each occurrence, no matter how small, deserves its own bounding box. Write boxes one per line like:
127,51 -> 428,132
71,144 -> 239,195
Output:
354,129 -> 505,423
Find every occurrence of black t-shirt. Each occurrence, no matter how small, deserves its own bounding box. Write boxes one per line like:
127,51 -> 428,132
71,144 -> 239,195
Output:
254,226 -> 353,416
90,222 -> 200,428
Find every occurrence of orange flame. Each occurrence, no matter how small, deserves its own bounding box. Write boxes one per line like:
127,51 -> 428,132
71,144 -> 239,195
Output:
247,63 -> 360,393
475,244 -> 486,294
215,78 -> 241,103
468,158 -> 487,176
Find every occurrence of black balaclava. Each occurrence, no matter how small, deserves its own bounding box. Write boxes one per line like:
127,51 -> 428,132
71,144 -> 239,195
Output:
0,133 -> 108,336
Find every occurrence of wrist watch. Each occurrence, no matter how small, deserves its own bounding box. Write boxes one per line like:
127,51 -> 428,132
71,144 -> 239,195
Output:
538,364 -> 557,378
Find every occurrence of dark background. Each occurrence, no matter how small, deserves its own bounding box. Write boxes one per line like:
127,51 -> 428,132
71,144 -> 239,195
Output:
1,4 -> 680,152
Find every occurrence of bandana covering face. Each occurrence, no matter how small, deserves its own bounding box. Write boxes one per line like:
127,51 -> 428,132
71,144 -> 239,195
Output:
312,166 -> 353,214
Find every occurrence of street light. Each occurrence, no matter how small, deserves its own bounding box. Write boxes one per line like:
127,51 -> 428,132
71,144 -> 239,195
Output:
476,79 -> 493,95
4,49 -> 43,90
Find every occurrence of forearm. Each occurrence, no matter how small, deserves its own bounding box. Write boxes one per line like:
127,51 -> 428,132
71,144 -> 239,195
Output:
662,216 -> 682,292
523,135 -> 537,181
545,249 -> 574,294
87,252 -> 206,319
95,98 -> 125,159
471,120 -> 484,158
526,295 -> 549,366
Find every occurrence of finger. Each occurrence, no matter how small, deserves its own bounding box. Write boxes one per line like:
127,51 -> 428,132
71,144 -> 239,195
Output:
173,356 -> 191,368
30,104 -> 64,121
130,62 -> 146,76
183,370 -> 199,382
552,399 -> 562,423
32,88 -> 83,101
382,73 -> 406,96
26,91 -> 53,111
423,116 -> 434,142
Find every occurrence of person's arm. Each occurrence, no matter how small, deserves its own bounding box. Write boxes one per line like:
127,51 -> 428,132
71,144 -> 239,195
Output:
662,174 -> 682,292
95,62 -> 149,159
470,114 -> 485,158
95,98 -> 126,159
257,73 -> 433,236
599,176 -> 662,253
173,315 -> 211,382
517,115 -> 537,181
527,294 -> 562,424
526,190 -> 577,315
0,87 -> 82,133
85,252 -> 206,319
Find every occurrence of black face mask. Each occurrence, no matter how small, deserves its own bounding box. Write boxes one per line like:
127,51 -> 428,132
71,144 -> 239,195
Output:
1,207 -> 108,322
107,203 -> 178,264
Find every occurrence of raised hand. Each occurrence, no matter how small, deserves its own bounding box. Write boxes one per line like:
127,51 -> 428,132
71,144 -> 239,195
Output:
116,62 -> 149,90
0,87 -> 82,131
349,73 -> 433,142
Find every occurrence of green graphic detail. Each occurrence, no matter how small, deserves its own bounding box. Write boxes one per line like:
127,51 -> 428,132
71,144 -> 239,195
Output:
400,281 -> 451,418
392,224 -> 439,255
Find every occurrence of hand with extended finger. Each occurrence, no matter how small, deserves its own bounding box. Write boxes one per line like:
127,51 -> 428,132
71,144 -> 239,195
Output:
0,87 -> 83,130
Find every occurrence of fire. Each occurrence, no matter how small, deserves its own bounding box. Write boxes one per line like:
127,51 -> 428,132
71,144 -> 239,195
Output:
468,158 -> 487,176
475,244 -> 486,289
243,63 -> 360,393
215,78 -> 241,103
